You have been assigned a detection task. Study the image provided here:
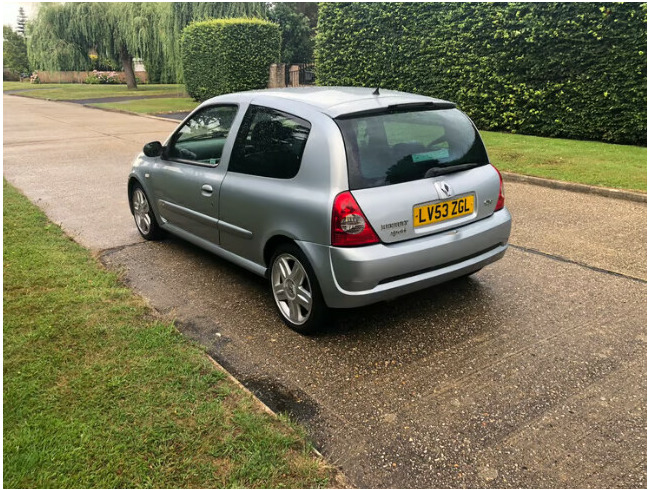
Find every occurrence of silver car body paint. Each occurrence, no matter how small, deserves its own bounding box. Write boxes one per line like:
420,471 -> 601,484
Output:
129,87 -> 511,309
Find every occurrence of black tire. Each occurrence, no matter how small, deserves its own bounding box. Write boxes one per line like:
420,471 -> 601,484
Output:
130,183 -> 164,240
269,243 -> 329,335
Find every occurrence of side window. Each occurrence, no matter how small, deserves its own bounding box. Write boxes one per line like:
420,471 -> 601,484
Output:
229,105 -> 311,179
167,105 -> 238,165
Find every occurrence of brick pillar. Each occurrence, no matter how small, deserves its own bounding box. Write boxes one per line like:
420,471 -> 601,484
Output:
289,65 -> 300,87
268,63 -> 287,88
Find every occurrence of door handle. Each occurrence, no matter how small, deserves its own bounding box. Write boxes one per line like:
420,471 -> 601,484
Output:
201,184 -> 213,196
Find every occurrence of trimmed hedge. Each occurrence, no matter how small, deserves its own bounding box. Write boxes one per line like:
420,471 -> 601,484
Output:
315,3 -> 647,145
181,18 -> 280,101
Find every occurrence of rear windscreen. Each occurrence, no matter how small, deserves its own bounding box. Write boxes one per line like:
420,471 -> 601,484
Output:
336,108 -> 489,190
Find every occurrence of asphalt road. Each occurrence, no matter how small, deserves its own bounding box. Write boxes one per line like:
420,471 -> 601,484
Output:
3,95 -> 647,488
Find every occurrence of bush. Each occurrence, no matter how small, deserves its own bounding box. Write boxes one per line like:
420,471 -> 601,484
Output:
315,3 -> 647,145
181,18 -> 281,101
84,70 -> 119,84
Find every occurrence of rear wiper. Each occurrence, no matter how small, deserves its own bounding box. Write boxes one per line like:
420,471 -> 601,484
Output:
424,163 -> 481,178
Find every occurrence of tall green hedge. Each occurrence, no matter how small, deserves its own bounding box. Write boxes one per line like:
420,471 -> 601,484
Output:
315,3 -> 647,145
181,18 -> 280,101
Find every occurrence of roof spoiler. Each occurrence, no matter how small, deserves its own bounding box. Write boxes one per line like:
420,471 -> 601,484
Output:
335,101 -> 456,120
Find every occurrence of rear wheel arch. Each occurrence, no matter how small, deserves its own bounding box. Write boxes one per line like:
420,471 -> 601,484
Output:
264,235 -> 298,272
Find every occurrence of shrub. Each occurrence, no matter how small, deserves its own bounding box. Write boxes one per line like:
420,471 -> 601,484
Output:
315,3 -> 647,145
181,18 -> 281,101
84,70 -> 119,84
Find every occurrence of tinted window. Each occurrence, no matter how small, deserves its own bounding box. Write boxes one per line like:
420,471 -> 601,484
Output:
167,105 -> 238,165
229,105 -> 311,179
336,109 -> 489,190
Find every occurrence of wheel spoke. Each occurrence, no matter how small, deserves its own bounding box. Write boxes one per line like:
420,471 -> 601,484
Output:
296,286 -> 312,310
273,283 -> 288,302
139,191 -> 149,212
288,299 -> 302,322
277,257 -> 292,280
290,263 -> 306,285
136,213 -> 150,234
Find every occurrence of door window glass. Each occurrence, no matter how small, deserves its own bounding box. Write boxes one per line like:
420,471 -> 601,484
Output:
167,105 -> 238,165
229,105 -> 311,179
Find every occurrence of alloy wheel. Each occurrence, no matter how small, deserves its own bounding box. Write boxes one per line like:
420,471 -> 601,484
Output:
132,187 -> 152,236
271,253 -> 313,326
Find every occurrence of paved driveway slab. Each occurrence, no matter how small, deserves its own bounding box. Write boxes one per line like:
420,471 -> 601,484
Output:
3,95 -> 175,251
507,182 -> 646,280
3,95 -> 646,488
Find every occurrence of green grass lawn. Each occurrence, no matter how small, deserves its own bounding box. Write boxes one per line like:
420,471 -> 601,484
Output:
90,97 -> 198,114
3,180 -> 333,488
3,81 -> 188,99
482,131 -> 646,192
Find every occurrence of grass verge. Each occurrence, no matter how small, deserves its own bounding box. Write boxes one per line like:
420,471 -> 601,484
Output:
3,180 -> 333,488
3,82 -> 188,100
89,97 -> 198,114
482,131 -> 646,192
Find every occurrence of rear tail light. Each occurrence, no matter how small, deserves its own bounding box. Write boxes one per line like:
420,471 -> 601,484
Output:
492,165 -> 505,211
331,191 -> 380,247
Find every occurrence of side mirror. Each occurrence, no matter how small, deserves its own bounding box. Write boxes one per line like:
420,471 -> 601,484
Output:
143,141 -> 163,158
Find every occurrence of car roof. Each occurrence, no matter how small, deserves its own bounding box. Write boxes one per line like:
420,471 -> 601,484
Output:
202,86 -> 454,119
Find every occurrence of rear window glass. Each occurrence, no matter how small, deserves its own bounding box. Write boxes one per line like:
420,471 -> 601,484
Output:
336,109 -> 489,190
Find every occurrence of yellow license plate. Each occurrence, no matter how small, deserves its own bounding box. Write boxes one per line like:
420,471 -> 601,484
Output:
413,195 -> 474,227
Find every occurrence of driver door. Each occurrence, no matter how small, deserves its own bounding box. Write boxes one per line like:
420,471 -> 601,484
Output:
150,104 -> 239,244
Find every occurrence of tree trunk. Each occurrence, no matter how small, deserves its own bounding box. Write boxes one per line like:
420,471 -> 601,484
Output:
120,45 -> 137,90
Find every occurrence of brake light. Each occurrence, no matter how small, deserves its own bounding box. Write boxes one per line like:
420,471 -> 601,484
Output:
331,191 -> 380,246
492,165 -> 505,211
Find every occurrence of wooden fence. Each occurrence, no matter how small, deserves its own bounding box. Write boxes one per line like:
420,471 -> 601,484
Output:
33,70 -> 149,84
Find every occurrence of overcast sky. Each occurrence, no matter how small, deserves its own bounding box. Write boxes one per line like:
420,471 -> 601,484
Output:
3,2 -> 39,30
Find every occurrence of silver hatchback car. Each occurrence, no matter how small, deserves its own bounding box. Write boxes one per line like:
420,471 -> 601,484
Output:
129,87 -> 511,334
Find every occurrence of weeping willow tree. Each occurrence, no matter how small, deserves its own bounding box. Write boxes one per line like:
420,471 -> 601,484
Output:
147,2 -> 268,83
27,2 -> 268,88
27,3 -> 95,73
28,2 -> 146,88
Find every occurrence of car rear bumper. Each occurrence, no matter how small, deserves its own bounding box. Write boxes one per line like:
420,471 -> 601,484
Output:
300,209 -> 512,309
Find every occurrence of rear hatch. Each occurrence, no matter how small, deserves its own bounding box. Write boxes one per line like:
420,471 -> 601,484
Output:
335,105 -> 502,244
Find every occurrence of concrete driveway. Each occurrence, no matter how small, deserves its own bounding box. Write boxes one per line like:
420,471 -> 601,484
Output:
3,95 -> 646,488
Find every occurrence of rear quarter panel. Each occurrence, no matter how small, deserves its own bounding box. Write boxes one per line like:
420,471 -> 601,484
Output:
217,108 -> 349,267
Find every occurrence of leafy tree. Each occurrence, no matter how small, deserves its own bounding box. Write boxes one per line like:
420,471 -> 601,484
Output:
16,7 -> 27,36
150,2 -> 268,83
28,3 -> 141,87
291,2 -> 318,29
268,3 -> 314,63
27,2 -> 269,87
3,25 -> 30,76
27,3 -> 91,74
